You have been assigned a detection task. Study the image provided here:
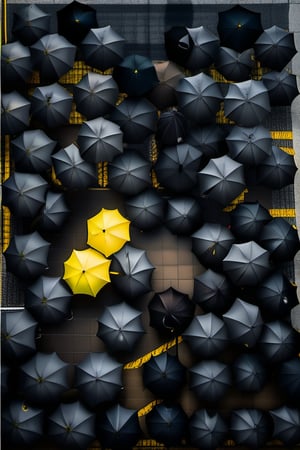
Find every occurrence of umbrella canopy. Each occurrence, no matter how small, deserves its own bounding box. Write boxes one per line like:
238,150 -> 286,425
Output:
146,403 -> 188,447
189,359 -> 231,403
31,82 -> 73,128
38,191 -> 70,232
1,363 -> 10,398
110,97 -> 157,144
186,124 -> 226,159
2,172 -> 48,218
259,218 -> 300,262
87,208 -> 130,257
147,60 -> 184,109
4,231 -> 50,280
113,54 -> 159,97
11,129 -> 57,173
256,144 -> 297,189
1,310 -> 38,363
148,286 -> 195,335
63,248 -> 111,297
12,4 -> 51,46
97,302 -> 144,353
183,313 -> 228,358
165,196 -> 203,235
2,400 -> 44,448
189,409 -> 228,450
224,79 -> 271,127
226,125 -> 272,166
155,110 -> 187,148
110,243 -> 154,298
1,90 -> 31,136
215,47 -> 254,82
30,33 -> 77,83
232,353 -> 267,392
24,276 -> 72,325
97,404 -> 141,450
254,25 -> 297,71
223,298 -> 263,347
48,401 -> 96,450
262,70 -> 299,106
124,188 -> 165,231
185,26 -> 220,71
142,353 -> 186,398
108,150 -> 152,196
258,320 -> 299,364
270,406 -> 300,446
19,352 -> 70,406
222,241 -> 271,287
81,25 -> 125,71
164,26 -> 193,66
56,1 -> 98,45
217,5 -> 263,52
74,73 -> 119,119
229,201 -> 272,241
75,352 -> 123,407
1,40 -> 33,90
230,408 -> 273,448
176,72 -> 223,124
278,358 -> 300,405
52,144 -> 98,189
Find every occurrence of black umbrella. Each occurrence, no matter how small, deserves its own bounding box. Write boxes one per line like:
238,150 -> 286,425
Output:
229,201 -> 272,241
155,110 -> 187,148
124,188 -> 165,231
183,312 -> 228,358
186,124 -> 226,159
270,406 -> 300,446
215,47 -> 254,82
164,26 -> 193,66
189,359 -> 231,403
258,320 -> 299,364
97,302 -> 144,353
56,1 -> 98,45
256,145 -> 297,189
217,5 -> 263,52
110,244 -> 154,298
1,310 -> 38,363
185,26 -> 220,71
146,402 -> 188,447
1,40 -> 33,91
38,191 -> 71,232
2,399 -> 44,448
262,70 -> 299,106
143,353 -> 186,398
165,196 -> 203,235
75,352 -> 123,408
230,408 -> 273,448
97,404 -> 141,450
259,217 -> 300,262
278,358 -> 300,405
4,231 -> 51,280
254,25 -> 297,71
19,352 -> 70,406
147,60 -> 184,110
232,353 -> 267,392
1,362 -> 10,398
189,409 -> 228,450
1,90 -> 31,136
148,286 -> 195,335
48,401 -> 96,450
25,276 -> 72,325
12,4 -> 51,46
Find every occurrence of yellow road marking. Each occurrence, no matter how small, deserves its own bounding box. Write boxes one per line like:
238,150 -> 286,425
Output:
138,399 -> 163,417
280,146 -> 295,155
269,209 -> 296,217
271,131 -> 293,140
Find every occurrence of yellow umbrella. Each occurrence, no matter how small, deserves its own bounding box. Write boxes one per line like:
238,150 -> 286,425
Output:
63,248 -> 111,297
87,208 -> 130,257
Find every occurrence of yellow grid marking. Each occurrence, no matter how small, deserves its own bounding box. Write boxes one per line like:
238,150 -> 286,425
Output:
271,131 -> 293,140
223,189 -> 248,212
138,400 -> 163,417
279,146 -> 295,155
269,208 -> 296,217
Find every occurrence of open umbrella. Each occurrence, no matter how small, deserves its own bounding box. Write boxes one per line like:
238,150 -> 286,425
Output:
19,352 -> 70,406
165,196 -> 203,235
155,110 -> 187,148
229,201 -> 272,241
232,353 -> 267,392
74,73 -> 119,119
56,1 -> 98,45
189,359 -> 231,403
230,409 -> 273,448
4,231 -> 50,280
1,310 -> 38,363
142,353 -> 186,398
12,4 -> 51,46
189,409 -> 228,450
224,79 -> 271,127
1,363 -> 10,398
75,352 -> 123,407
223,298 -> 264,347
38,191 -> 70,232
185,26 -> 220,71
278,358 -> 300,405
97,302 -> 144,353
2,172 -> 48,218
147,60 -> 184,110
146,403 -> 188,447
25,276 -> 72,325
124,188 -> 165,231
1,40 -> 33,91
186,124 -> 226,159
262,70 -> 299,106
1,90 -> 31,136
217,5 -> 263,52
48,401 -> 96,450
215,47 -> 254,82
256,145 -> 297,189
63,248 -> 111,297
254,25 -> 297,71
148,286 -> 195,335
270,406 -> 300,446
87,208 -> 130,257
176,72 -> 223,124
110,244 -> 154,298
259,217 -> 300,262
258,320 -> 299,364
164,26 -> 193,66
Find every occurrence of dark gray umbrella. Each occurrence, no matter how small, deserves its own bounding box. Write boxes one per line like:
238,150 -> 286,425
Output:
146,403 -> 188,447
254,25 -> 297,71
155,110 -> 187,148
31,82 -> 73,128
256,145 -> 297,189
215,47 -> 254,82
183,313 -> 228,358
189,359 -> 231,403
270,406 -> 300,446
262,70 -> 299,106
11,129 -> 57,173
19,352 -> 70,406
4,231 -> 51,280
12,4 -> 51,46
278,358 -> 300,405
75,352 -> 123,407
147,60 -> 184,110
165,196 -> 203,235
224,79 -> 271,127
1,40 -> 33,90
230,409 -> 273,448
1,310 -> 38,363
185,26 -> 220,71
77,117 -> 123,163
223,298 -> 264,347
124,188 -> 165,231
38,191 -> 70,232
30,33 -> 77,83
97,302 -> 144,353
232,353 -> 267,392
52,144 -> 98,189
108,149 -> 152,196
229,201 -> 272,241
226,125 -> 272,166
1,90 -> 31,135
48,401 -> 96,450
81,25 -> 125,71
189,409 -> 228,450
1,363 -> 10,398
25,276 -> 72,325
74,73 -> 119,119
164,26 -> 193,67
186,124 -> 226,159
258,320 -> 299,364
222,241 -> 271,287
2,172 -> 48,218
176,72 -> 223,124
259,217 -> 300,262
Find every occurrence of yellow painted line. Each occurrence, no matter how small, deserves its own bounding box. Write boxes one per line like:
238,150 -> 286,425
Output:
223,189 -> 248,212
271,131 -> 293,140
138,399 -> 163,417
135,439 -> 164,448
280,146 -> 295,155
269,209 -> 296,218
3,0 -> 7,44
